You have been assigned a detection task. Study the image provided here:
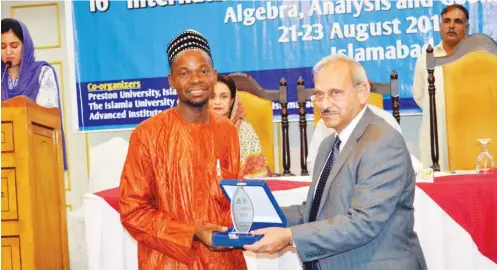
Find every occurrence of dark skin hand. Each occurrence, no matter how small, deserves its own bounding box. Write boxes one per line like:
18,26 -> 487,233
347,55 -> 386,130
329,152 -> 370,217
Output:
194,224 -> 235,251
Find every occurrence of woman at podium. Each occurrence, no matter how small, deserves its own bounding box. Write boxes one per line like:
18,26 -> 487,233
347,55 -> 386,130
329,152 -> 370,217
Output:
1,18 -> 67,170
1,18 -> 60,107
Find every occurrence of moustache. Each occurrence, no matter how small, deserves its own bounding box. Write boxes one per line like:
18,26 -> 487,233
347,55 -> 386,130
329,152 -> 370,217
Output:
320,108 -> 339,115
447,31 -> 457,35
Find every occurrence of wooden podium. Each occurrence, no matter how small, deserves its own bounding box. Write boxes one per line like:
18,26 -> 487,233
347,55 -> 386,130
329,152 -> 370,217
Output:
1,96 -> 69,270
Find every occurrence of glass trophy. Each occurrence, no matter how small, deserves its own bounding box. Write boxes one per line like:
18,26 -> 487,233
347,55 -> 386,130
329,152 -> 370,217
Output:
212,179 -> 287,247
229,185 -> 254,240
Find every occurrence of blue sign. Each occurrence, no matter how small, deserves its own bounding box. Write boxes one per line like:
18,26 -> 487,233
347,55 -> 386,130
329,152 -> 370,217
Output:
72,0 -> 497,131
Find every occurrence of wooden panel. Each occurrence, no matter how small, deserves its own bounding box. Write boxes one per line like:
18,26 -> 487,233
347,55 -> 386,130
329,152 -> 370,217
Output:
1,169 -> 18,221
1,123 -> 14,153
1,96 -> 69,270
1,237 -> 21,270
1,153 -> 16,168
31,124 -> 65,269
1,222 -> 20,237
10,3 -> 61,49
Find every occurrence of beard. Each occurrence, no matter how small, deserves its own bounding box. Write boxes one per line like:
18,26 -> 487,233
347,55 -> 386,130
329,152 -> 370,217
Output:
184,97 -> 209,108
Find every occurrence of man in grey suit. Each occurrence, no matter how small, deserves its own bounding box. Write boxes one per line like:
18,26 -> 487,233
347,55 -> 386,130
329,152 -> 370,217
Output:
244,55 -> 426,270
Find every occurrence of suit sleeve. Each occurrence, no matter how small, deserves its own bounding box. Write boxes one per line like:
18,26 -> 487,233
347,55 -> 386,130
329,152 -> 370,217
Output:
282,204 -> 306,227
119,128 -> 196,264
291,133 -> 410,262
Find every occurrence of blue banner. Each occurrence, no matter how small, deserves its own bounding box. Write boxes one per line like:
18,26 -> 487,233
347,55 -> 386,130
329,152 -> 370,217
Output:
72,0 -> 497,132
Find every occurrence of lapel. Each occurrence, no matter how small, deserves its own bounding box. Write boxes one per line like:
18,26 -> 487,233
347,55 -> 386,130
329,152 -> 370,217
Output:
316,107 -> 376,215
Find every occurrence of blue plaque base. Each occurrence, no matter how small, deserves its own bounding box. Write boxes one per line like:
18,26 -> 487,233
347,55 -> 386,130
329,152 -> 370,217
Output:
212,228 -> 263,247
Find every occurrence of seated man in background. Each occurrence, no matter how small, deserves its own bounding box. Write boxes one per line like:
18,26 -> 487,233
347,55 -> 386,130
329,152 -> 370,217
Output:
307,102 -> 402,176
119,30 -> 246,270
209,74 -> 269,178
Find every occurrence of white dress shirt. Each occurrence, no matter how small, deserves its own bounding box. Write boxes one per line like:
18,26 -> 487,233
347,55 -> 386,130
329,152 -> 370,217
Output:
313,106 -> 368,196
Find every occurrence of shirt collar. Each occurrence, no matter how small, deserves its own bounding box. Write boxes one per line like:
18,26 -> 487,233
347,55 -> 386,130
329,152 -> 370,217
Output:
435,42 -> 448,57
336,105 -> 368,153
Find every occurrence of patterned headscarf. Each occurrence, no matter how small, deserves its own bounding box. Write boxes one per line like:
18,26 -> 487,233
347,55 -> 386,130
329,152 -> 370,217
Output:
229,94 -> 245,129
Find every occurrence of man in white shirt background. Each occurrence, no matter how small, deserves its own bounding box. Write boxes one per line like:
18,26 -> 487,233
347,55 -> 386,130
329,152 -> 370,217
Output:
307,105 -> 405,176
412,4 -> 469,170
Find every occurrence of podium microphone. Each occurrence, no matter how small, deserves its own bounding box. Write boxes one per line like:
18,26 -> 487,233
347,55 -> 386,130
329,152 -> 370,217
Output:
2,61 -> 12,84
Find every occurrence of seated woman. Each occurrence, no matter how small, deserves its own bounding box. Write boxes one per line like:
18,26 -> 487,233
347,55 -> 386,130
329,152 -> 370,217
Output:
1,18 -> 60,107
209,74 -> 270,178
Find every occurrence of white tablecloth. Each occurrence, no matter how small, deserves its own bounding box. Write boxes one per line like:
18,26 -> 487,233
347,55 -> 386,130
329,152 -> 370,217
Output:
80,178 -> 497,270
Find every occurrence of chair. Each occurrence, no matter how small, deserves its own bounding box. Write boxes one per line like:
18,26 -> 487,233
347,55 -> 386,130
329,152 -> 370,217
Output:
426,33 -> 497,171
228,73 -> 291,175
369,72 -> 400,124
299,72 -> 399,175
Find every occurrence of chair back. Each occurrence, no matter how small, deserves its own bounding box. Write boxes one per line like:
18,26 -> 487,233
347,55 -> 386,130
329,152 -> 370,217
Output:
236,91 -> 275,172
427,33 -> 497,170
443,51 -> 497,170
229,73 -> 288,174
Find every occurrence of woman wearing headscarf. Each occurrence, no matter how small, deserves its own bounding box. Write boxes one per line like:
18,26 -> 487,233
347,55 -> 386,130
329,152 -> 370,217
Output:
2,18 -> 66,170
209,74 -> 270,178
1,18 -> 59,106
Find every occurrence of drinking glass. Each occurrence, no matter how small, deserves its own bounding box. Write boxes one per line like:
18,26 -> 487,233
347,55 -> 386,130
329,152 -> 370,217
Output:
476,139 -> 495,174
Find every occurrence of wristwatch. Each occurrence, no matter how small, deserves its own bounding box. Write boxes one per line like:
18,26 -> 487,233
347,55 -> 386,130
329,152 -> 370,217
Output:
289,235 -> 296,248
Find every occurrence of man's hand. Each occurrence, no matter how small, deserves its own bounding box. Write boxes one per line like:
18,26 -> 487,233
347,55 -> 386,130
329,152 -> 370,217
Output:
194,224 -> 233,251
243,227 -> 292,254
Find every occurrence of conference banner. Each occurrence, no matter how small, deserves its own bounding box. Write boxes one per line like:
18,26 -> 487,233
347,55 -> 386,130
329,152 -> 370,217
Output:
72,0 -> 497,132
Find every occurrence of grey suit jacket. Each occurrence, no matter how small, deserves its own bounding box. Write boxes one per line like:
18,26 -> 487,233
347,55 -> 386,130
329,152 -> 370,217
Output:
283,108 -> 426,270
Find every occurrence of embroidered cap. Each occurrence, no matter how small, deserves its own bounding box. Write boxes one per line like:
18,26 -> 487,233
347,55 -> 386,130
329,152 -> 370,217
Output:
167,29 -> 212,67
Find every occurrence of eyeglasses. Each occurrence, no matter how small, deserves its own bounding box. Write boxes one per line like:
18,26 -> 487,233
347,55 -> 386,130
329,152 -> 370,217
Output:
311,89 -> 346,103
311,83 -> 363,103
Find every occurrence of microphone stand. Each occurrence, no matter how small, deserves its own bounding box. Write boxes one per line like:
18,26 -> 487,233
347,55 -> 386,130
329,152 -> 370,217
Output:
1,61 -> 13,99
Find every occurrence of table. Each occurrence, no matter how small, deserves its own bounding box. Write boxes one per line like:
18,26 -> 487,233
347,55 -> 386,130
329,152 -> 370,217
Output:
415,172 -> 497,269
83,174 -> 497,270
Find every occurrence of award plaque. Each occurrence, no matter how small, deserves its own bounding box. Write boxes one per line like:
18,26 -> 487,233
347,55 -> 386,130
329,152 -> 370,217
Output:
211,179 -> 287,247
230,185 -> 254,238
